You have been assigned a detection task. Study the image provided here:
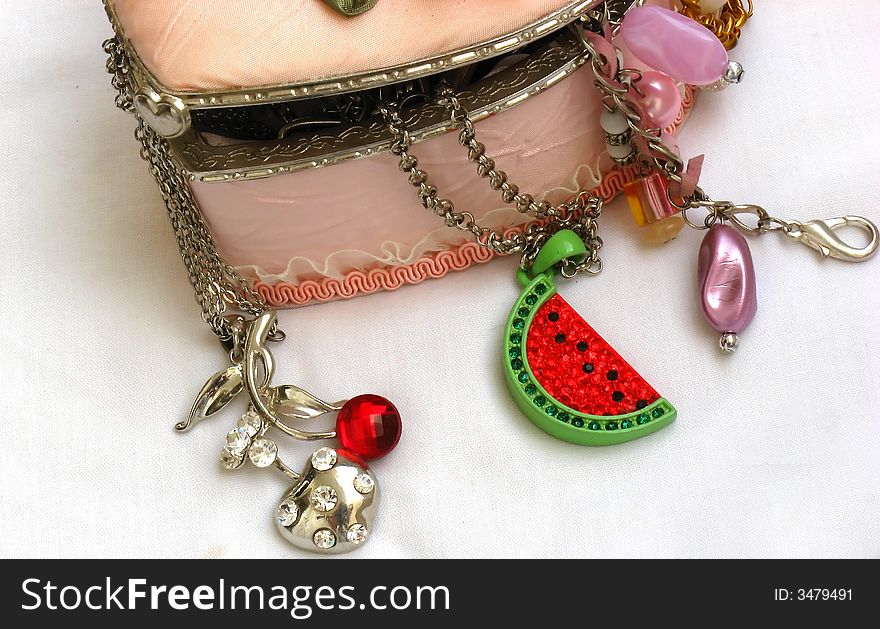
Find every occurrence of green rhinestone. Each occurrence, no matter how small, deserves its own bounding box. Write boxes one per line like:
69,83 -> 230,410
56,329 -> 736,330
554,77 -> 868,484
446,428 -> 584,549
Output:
524,383 -> 537,395
571,418 -> 585,428
517,307 -> 530,317
588,421 -> 602,431
557,411 -> 570,423
511,358 -> 523,371
651,407 -> 664,419
512,318 -> 525,330
509,332 -> 522,345
637,413 -> 651,425
517,371 -> 529,384
606,421 -> 618,431
620,419 -> 633,429
534,283 -> 547,295
508,346 -> 521,359
525,294 -> 538,306
533,395 -> 546,407
545,405 -> 558,417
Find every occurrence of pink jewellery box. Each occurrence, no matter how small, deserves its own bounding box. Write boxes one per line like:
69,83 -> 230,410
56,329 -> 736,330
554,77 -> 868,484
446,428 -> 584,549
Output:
104,0 -> 693,306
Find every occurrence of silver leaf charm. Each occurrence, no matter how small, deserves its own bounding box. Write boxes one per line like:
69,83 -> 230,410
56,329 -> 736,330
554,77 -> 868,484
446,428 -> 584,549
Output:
267,385 -> 344,421
177,364 -> 243,431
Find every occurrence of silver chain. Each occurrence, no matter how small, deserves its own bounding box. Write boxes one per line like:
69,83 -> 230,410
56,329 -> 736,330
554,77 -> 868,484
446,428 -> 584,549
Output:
380,87 -> 604,276
104,38 -> 275,340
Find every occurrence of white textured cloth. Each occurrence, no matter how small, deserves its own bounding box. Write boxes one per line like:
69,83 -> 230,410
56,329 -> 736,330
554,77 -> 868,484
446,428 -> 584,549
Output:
1,0 -> 878,558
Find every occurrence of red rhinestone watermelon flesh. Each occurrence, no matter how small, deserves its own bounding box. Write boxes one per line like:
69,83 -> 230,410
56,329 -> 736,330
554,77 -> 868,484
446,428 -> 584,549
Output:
504,272 -> 675,446
527,294 -> 660,416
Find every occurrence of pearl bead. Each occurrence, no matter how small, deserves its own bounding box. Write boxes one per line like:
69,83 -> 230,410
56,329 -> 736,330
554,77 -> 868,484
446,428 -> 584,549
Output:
698,224 -> 757,335
699,0 -> 729,14
637,71 -> 682,128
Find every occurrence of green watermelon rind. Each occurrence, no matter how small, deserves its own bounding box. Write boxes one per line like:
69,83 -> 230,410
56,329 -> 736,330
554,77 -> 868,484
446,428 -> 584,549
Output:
503,272 -> 676,446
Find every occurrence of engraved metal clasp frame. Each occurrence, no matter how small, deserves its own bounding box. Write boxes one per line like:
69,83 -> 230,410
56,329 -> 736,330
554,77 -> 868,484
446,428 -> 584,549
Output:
784,215 -> 879,262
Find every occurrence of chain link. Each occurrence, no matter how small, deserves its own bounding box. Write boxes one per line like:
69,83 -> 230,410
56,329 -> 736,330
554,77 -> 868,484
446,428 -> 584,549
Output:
104,38 -> 273,340
103,38 -> 135,112
380,86 -> 604,275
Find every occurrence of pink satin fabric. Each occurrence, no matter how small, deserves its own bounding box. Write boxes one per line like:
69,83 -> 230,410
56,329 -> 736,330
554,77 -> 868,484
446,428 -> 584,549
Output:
191,64 -> 614,285
111,0 -> 577,90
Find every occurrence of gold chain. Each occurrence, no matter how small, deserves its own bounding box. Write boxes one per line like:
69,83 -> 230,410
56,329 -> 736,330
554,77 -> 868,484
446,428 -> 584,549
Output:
678,0 -> 753,50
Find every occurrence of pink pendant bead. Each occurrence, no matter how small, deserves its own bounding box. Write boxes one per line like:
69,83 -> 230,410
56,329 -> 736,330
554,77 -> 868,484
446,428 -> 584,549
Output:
624,173 -> 680,225
698,224 -> 757,335
620,6 -> 729,86
637,71 -> 681,129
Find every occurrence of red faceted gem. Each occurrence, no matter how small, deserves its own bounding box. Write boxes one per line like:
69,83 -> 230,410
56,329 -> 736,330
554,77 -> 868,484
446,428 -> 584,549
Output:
336,395 -> 401,459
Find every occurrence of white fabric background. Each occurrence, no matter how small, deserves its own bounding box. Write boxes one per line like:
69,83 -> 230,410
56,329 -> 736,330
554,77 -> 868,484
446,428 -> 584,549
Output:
1,1 -> 878,559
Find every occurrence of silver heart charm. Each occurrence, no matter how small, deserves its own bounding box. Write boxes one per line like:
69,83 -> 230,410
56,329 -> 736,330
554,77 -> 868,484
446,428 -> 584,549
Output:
276,447 -> 379,554
133,90 -> 190,138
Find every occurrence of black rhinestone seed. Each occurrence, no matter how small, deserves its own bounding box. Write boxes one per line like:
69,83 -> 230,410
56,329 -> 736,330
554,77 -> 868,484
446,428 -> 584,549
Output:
576,341 -> 588,352
606,370 -> 619,381
548,311 -> 560,322
611,391 -> 624,402
554,333 -> 566,344
582,363 -> 594,374
636,399 -> 647,410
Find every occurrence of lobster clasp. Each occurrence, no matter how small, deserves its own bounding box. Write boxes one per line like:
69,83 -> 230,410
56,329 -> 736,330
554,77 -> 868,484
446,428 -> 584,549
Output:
787,215 -> 879,262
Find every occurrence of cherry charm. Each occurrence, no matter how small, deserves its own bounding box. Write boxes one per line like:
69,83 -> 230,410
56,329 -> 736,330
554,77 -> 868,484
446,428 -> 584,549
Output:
336,394 -> 402,459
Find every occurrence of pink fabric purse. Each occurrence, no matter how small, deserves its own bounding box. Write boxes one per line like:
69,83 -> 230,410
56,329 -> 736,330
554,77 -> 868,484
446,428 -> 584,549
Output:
104,0 -> 692,306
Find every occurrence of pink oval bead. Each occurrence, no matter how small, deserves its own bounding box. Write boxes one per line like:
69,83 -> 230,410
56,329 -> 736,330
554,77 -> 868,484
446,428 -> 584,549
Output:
637,71 -> 681,128
698,224 -> 757,334
621,6 -> 729,86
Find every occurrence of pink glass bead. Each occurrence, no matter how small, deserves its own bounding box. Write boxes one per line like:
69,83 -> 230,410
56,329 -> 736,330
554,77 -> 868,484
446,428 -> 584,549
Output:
620,6 -> 729,86
637,71 -> 681,129
623,173 -> 679,226
698,224 -> 757,334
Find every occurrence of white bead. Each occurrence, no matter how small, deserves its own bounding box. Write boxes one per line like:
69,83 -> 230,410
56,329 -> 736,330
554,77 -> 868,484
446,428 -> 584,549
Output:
600,109 -> 629,135
607,142 -> 634,160
698,0 -> 728,14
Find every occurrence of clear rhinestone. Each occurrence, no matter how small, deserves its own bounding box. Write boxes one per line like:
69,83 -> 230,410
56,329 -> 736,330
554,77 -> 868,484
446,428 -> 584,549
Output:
276,499 -> 299,527
219,448 -> 243,470
353,473 -> 374,495
311,486 -> 338,512
313,528 -> 336,550
311,447 -> 337,471
225,427 -> 250,454
237,410 -> 262,437
346,524 -> 368,545
248,437 -> 277,467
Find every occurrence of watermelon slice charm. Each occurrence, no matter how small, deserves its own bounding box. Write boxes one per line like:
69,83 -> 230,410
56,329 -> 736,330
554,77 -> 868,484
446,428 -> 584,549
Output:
503,231 -> 676,446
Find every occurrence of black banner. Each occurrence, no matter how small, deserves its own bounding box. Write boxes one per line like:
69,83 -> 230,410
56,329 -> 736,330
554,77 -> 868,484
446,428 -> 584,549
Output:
1,560 -> 874,624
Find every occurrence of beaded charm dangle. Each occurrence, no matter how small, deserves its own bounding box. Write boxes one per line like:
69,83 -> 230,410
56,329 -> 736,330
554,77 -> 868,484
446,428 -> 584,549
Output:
503,231 -> 676,446
623,173 -> 685,244
178,311 -> 401,553
697,223 -> 757,352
